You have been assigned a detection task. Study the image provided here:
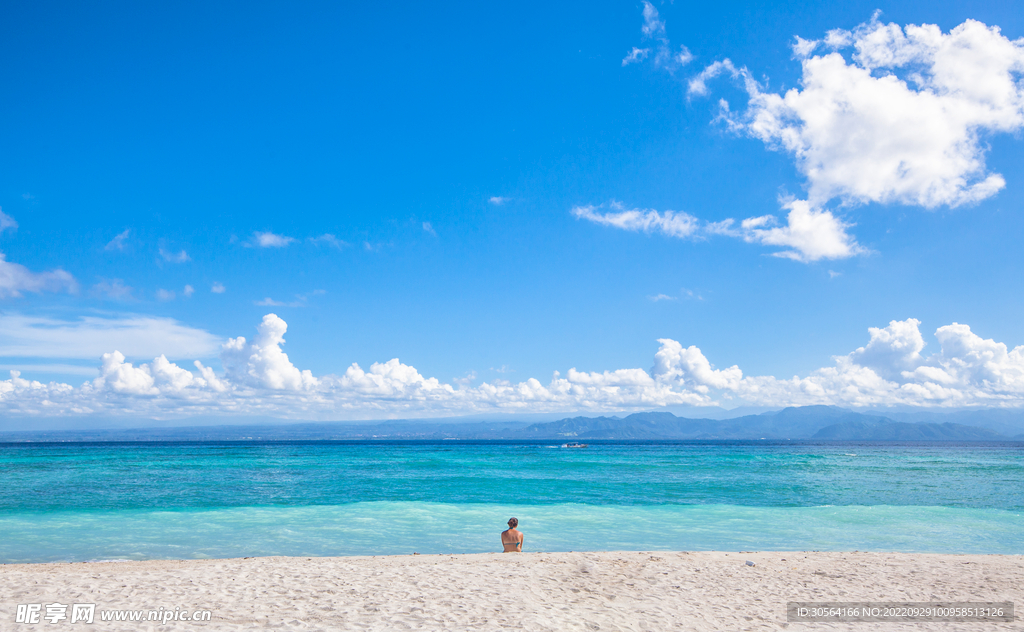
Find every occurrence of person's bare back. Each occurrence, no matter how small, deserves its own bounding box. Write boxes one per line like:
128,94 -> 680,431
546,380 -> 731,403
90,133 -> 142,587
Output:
501,517 -> 523,552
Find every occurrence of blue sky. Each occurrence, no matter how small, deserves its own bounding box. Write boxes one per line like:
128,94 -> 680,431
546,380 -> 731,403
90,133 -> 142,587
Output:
2,0 -> 1024,422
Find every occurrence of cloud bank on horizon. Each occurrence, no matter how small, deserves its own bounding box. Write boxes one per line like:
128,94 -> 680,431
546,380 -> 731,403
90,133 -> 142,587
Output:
2,313 -> 1024,420
592,9 -> 1024,262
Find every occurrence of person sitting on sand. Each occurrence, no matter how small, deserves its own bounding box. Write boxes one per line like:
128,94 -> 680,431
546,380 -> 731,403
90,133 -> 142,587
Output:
501,517 -> 524,552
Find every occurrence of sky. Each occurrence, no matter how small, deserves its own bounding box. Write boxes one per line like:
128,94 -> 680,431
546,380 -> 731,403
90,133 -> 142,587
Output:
1,0 -> 1024,424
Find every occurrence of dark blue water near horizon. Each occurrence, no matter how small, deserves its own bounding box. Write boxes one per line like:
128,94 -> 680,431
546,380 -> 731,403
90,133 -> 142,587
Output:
1,440 -> 1021,562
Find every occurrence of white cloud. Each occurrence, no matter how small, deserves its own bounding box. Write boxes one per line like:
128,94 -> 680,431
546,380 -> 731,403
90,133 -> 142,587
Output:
183,285 -> 195,298
737,199 -> 866,262
92,278 -> 134,300
211,282 -> 226,294
684,16 -> 1024,262
105,229 -> 130,251
91,351 -> 226,397
488,197 -> 510,205
453,371 -> 477,388
573,202 -> 700,238
648,294 -> 676,302
848,318 -> 926,380
707,16 -> 1024,210
623,1 -> 695,73
791,36 -> 819,58
640,0 -> 664,38
159,248 -> 190,263
573,199 -> 864,261
3,315 -> 1024,418
309,234 -> 347,249
0,314 -> 221,360
253,231 -> 296,248
94,351 -> 158,395
156,289 -> 176,301
652,339 -> 743,392
422,222 -> 437,236
687,59 -> 740,96
221,314 -> 317,390
622,47 -> 650,66
0,253 -> 77,298
0,208 -> 19,234
675,47 -> 694,67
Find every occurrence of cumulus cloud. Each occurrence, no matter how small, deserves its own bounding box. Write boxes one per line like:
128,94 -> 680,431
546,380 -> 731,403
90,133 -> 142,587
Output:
156,289 -> 176,301
737,17 -> 1024,209
3,314 -> 1024,419
221,314 -> 317,390
488,197 -> 510,205
0,254 -> 77,298
183,284 -> 195,298
735,199 -> 866,262
94,351 -> 158,395
253,231 -> 295,248
685,15 -> 1024,261
573,202 -> 700,238
105,229 -> 130,251
211,282 -> 226,294
92,351 -> 226,396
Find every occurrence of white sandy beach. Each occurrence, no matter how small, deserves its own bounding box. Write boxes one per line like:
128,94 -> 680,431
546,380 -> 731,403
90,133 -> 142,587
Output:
1,551 -> 1020,631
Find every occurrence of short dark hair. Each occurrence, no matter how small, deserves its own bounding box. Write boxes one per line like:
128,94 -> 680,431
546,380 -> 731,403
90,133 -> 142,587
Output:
507,517 -> 518,528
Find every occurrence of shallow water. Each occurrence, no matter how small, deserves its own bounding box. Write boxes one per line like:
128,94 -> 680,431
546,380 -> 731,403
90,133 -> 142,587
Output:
1,441 -> 1021,562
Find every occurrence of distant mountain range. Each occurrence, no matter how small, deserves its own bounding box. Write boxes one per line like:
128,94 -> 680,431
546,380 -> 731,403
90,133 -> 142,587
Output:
2,405 -> 1023,442
511,406 -> 1017,441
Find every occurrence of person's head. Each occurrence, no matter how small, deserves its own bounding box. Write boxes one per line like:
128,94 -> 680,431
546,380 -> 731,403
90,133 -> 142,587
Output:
507,517 -> 518,529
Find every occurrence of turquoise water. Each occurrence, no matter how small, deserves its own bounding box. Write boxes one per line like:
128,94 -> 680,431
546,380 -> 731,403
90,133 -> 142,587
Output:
0,441 -> 1021,562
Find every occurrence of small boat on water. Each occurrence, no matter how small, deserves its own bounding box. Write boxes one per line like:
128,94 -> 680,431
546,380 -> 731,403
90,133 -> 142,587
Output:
561,442 -> 588,448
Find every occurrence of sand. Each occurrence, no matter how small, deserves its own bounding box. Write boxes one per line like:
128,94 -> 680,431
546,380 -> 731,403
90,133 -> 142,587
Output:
1,551 -> 1020,631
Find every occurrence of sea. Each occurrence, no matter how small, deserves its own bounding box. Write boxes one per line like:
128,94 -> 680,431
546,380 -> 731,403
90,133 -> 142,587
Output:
1,440 -> 1021,563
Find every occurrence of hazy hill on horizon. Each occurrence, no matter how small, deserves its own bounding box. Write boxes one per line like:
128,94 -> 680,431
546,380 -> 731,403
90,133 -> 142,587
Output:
2,405 -> 1022,441
511,406 -> 1014,441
